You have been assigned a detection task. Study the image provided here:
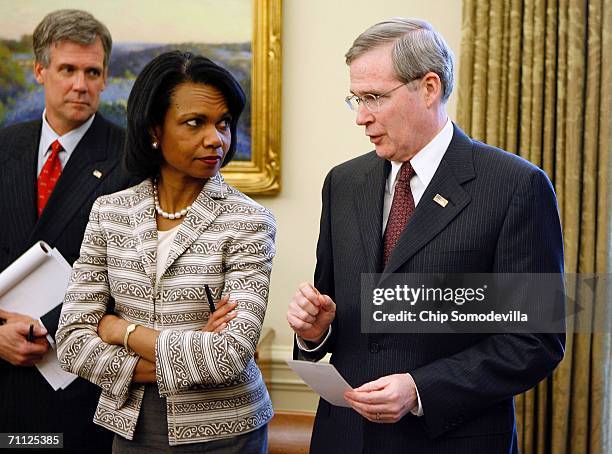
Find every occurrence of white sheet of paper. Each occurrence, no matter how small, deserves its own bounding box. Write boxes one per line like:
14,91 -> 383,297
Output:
286,359 -> 353,407
0,241 -> 72,317
36,318 -> 78,390
32,344 -> 78,391
0,242 -> 49,296
0,241 -> 77,390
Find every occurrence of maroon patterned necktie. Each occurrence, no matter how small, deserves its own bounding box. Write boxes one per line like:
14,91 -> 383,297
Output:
383,162 -> 415,266
37,139 -> 63,217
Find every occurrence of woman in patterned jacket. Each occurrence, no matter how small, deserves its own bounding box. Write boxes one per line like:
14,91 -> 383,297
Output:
56,51 -> 275,452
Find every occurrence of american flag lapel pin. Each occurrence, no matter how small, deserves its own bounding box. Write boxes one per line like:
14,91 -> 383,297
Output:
433,194 -> 448,207
93,170 -> 103,179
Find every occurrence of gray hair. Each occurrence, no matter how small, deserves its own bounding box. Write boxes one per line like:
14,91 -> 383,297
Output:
33,9 -> 112,69
345,18 -> 454,103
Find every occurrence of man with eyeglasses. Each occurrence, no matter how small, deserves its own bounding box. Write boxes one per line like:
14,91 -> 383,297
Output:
287,17 -> 564,453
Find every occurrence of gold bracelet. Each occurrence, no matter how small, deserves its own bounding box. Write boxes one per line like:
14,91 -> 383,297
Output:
123,323 -> 138,351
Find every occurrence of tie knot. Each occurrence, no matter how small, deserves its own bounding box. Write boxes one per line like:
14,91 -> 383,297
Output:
397,162 -> 415,183
50,140 -> 63,156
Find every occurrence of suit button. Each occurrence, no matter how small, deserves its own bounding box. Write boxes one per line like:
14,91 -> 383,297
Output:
369,343 -> 380,353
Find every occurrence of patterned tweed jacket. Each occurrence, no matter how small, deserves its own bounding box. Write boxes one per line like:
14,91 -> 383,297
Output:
56,174 -> 275,445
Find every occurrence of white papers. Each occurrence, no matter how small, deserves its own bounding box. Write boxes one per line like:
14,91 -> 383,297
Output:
31,330 -> 77,390
0,241 -> 77,390
0,241 -> 72,317
0,242 -> 49,296
286,359 -> 353,407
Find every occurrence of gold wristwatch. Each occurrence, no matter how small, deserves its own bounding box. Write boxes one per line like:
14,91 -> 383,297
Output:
123,323 -> 138,351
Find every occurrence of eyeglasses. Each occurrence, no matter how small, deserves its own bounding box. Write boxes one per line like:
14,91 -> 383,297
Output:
345,79 -> 419,113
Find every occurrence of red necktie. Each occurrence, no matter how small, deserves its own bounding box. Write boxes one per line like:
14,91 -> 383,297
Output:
37,139 -> 63,217
383,162 -> 416,266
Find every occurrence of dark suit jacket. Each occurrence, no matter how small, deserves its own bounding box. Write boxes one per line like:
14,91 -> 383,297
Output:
297,125 -> 564,454
0,114 -> 133,451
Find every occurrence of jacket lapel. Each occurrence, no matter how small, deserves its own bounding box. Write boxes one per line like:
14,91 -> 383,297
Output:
4,122 -> 40,244
29,115 -> 120,245
162,173 -> 227,278
383,124 -> 476,276
353,154 -> 388,274
129,180 -> 159,288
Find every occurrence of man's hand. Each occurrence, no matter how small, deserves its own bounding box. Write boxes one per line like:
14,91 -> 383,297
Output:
0,309 -> 38,326
0,316 -> 49,366
287,282 -> 336,343
344,373 -> 417,423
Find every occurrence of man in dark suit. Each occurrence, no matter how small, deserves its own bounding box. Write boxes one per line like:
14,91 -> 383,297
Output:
0,10 -> 131,451
287,18 -> 564,453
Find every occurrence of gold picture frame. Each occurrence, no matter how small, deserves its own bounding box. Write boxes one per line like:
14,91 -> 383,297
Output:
221,0 -> 282,195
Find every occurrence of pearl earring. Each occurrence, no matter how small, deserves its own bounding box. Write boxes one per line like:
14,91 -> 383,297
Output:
152,141 -> 159,149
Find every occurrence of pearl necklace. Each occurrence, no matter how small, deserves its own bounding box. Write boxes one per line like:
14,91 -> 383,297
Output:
153,179 -> 192,220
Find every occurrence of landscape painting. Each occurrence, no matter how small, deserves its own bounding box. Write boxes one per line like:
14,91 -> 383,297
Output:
0,0 -> 281,194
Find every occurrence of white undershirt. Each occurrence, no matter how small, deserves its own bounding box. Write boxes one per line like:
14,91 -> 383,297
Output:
155,224 -> 181,285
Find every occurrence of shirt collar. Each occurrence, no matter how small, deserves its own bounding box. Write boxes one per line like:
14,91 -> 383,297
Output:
40,109 -> 96,156
389,117 -> 454,187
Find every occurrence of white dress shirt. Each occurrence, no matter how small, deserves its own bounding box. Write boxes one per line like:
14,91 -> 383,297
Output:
37,110 -> 96,176
383,118 -> 454,231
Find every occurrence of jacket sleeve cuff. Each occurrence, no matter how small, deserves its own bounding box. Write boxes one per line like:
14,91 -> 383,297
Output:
100,349 -> 140,409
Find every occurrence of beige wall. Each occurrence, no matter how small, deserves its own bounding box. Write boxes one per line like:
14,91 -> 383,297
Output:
254,0 -> 463,411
